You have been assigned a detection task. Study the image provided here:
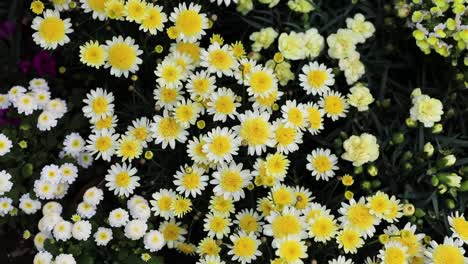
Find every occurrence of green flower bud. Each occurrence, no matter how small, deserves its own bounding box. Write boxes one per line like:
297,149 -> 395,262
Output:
371,180 -> 381,188
405,118 -> 417,128
431,176 -> 439,186
438,184 -> 448,194
403,162 -> 413,171
414,208 -> 426,218
423,142 -> 434,157
438,172 -> 461,188
437,154 -> 456,168
354,166 -> 363,175
445,199 -> 455,209
431,124 -> 443,134
22,163 -> 34,177
362,181 -> 371,190
367,164 -> 378,177
392,133 -> 405,144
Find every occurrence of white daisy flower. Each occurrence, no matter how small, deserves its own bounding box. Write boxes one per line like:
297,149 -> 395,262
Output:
235,110 -> 275,156
338,197 -> 380,239
124,219 -> 147,240
126,117 -> 152,148
45,98 -> 67,118
299,62 -> 335,96
83,187 -> 104,206
103,36 -> 143,78
186,70 -> 216,100
37,111 -> 58,131
207,87 -> 240,122
54,254 -> 76,264
53,220 -> 73,241
186,136 -> 209,165
263,206 -> 307,239
144,230 -> 166,252
59,163 -> 78,184
153,85 -> 185,110
304,102 -> 325,135
82,88 -> 114,122
173,165 -> 209,198
79,0 -> 107,21
0,94 -> 10,109
272,237 -> 308,264
77,202 -> 97,219
227,231 -> 261,264
33,251 -> 53,264
0,134 -> 12,156
29,78 -> 49,91
158,220 -> 187,248
233,209 -> 264,236
14,93 -> 37,115
319,90 -> 349,121
40,164 -> 62,184
328,256 -> 354,264
150,110 -> 188,149
0,197 -> 13,215
150,189 -> 176,220
72,220 -> 92,241
448,212 -> 468,244
200,43 -> 238,77
306,148 -> 338,181
86,129 -> 119,161
105,163 -> 140,197
281,100 -> 308,130
154,59 -> 186,89
246,65 -> 278,98
108,208 -> 129,227
139,4 -> 168,35
94,227 -> 113,246
7,85 -> 26,102
19,194 -> 41,214
170,2 -> 209,43
172,98 -> 202,128
32,88 -> 51,108
202,126 -> 241,164
424,236 -> 467,263
203,212 -> 232,239
77,151 -> 94,168
34,179 -> 58,200
42,201 -> 63,216
210,162 -> 251,202
272,120 -> 303,154
31,9 -> 73,50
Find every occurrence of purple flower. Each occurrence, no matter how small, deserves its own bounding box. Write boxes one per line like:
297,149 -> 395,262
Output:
0,21 -> 15,39
32,51 -> 57,77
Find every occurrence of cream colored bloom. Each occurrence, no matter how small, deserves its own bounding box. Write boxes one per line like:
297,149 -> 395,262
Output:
347,85 -> 374,111
278,31 -> 306,60
303,28 -> 324,59
410,94 -> 443,127
341,133 -> 379,166
249,27 -> 278,52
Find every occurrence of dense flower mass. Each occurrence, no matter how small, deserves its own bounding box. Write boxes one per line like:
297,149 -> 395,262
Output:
0,0 -> 467,263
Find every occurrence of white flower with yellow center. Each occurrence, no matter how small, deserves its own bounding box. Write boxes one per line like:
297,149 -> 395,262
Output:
63,133 -> 85,157
159,220 -> 187,248
37,111 -> 58,131
108,212 -> 129,231
0,197 -> 13,215
170,3 -> 208,43
82,88 -> 114,122
173,165 -> 208,198
264,152 -> 290,180
234,209 -> 264,236
211,162 -> 251,201
86,129 -> 119,161
15,93 -> 38,115
94,227 -> 113,246
116,135 -> 142,162
19,194 -> 41,215
154,85 -> 184,110
144,230 -> 165,252
382,195 -> 403,223
40,164 -> 62,184
410,94 -> 443,128
32,9 -> 73,50
207,87 -> 240,122
319,90 -> 349,121
0,134 -> 12,156
378,241 -> 410,264
384,223 -> 425,258
299,62 -> 335,96
209,195 -> 235,216
338,197 -> 380,238
269,184 -> 295,209
125,0 -> 147,23
197,255 -> 225,264
264,206 -> 307,239
281,100 -> 307,130
256,197 -> 275,218
170,41 -> 202,65
448,212 -> 468,244
203,127 -> 241,164
45,98 -> 67,118
367,191 -> 391,218
201,43 -> 238,77
32,89 -> 51,107
306,148 -> 338,181
303,102 -> 325,135
105,163 -> 140,197
104,36 -> 143,78
336,228 -> 364,254
272,120 -> 303,154
0,170 -> 12,196
186,70 -> 217,100
124,219 -> 147,240
29,78 -> 49,91
251,88 -> 284,112
77,201 -> 97,219
50,0 -> 71,11
228,231 -> 261,264
246,65 -> 278,98
139,4 -> 167,35
151,110 -> 188,149
186,136 -> 209,165
173,98 -> 202,128
168,51 -> 195,73
155,59 -> 185,89
125,117 -> 152,147
293,186 -> 313,210
33,251 -> 53,264
0,94 -> 10,109
83,187 -> 104,206
425,236 -> 467,264
80,0 -> 108,21
272,237 -> 308,264
104,0 -> 127,20
235,110 -> 274,156
203,212 -> 232,239
211,0 -> 238,6
150,189 -> 176,219
79,40 -> 107,69
234,58 -> 257,85
341,133 -> 380,167
308,211 -> 338,243
303,202 -> 329,223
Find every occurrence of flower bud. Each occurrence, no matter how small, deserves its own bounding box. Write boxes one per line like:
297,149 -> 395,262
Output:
445,199 -> 455,209
437,154 -> 456,168
392,133 -> 405,144
403,203 -> 415,216
367,164 -> 378,176
460,180 -> 468,192
437,172 -> 461,188
405,118 -> 417,128
423,142 -> 434,157
431,124 -> 443,134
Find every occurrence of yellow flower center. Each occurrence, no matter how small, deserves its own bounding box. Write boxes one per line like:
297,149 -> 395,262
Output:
95,136 -> 112,151
132,127 -> 148,141
182,172 -> 201,190
193,79 -> 210,94
209,50 -> 234,70
249,71 -> 273,94
307,108 -> 322,129
433,245 -> 464,264
240,118 -> 270,146
311,216 -> 335,238
88,0 -> 106,12
271,215 -> 301,238
287,108 -> 303,125
275,126 -> 296,146
91,96 -> 108,114
175,105 -> 194,122
233,237 -> 256,258
312,155 -> 332,173
215,96 -> 235,114
209,135 -> 232,157
239,215 -> 258,233
176,10 -> 203,37
307,70 -> 327,88
209,216 -> 228,232
324,96 -> 345,115
162,224 -> 180,241
452,218 -> 468,240
83,45 -> 105,65
39,17 -> 65,43
279,240 -> 303,262
115,172 -> 131,187
158,118 -> 180,138
220,171 -> 242,192
347,204 -> 374,230
107,43 -> 136,70
160,87 -> 178,103
158,196 -> 173,211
